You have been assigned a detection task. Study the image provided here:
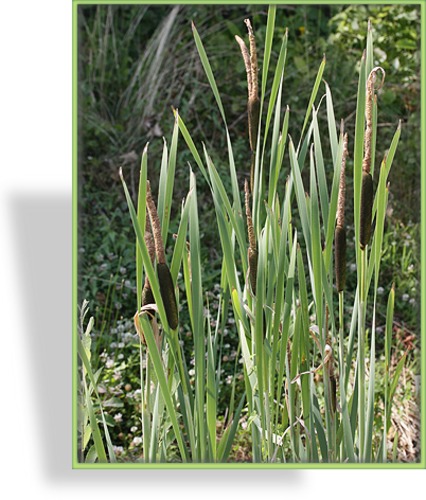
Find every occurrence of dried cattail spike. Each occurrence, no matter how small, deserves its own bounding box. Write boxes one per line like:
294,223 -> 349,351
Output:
248,96 -> 260,154
360,170 -> 374,249
142,214 -> 156,319
248,247 -> 258,295
244,19 -> 258,100
146,181 -> 166,264
363,66 -> 386,174
236,19 -> 259,154
337,132 -> 348,228
145,213 -> 156,264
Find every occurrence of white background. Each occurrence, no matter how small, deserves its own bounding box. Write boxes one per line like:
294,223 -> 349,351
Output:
0,0 -> 423,497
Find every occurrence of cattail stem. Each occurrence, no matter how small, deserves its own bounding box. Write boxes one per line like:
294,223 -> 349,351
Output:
358,245 -> 368,460
245,179 -> 258,294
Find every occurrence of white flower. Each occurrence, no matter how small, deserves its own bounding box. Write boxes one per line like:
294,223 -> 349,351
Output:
113,413 -> 123,423
105,359 -> 114,369
402,294 -> 410,302
130,426 -> 138,433
377,287 -> 384,295
132,436 -> 143,446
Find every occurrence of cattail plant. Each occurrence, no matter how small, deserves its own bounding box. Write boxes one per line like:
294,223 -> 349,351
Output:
146,180 -> 179,330
356,62 -> 387,461
114,9 -> 405,464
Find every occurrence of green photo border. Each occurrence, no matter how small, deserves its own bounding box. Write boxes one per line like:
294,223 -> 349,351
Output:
72,0 -> 425,469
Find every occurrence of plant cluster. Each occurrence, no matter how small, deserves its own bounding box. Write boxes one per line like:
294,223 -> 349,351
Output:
77,6 -> 420,464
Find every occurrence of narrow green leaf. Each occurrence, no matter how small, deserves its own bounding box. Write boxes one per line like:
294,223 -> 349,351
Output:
261,5 -> 276,101
192,22 -> 226,124
300,55 -> 326,144
325,80 -> 338,166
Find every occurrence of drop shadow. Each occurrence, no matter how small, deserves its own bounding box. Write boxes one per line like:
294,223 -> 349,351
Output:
10,192 -> 302,486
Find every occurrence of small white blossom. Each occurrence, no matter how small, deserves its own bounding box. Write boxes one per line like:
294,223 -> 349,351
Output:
131,436 -> 143,446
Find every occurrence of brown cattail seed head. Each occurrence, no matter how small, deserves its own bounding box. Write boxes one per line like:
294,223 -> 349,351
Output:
330,375 -> 337,413
248,247 -> 258,295
140,214 -> 156,319
141,285 -> 155,322
360,171 -> 374,249
244,19 -> 258,100
236,19 -> 259,155
248,96 -> 260,153
335,131 -> 348,292
362,67 -> 385,175
337,132 -> 348,228
157,262 -> 178,330
145,214 -> 156,265
146,181 -> 166,264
